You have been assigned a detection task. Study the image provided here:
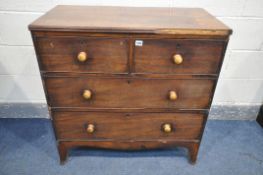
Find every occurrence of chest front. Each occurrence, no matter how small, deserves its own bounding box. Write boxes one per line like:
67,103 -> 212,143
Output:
29,5 -> 231,164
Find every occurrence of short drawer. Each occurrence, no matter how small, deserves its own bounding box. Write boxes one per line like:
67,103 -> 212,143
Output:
35,37 -> 129,73
45,77 -> 215,109
53,112 -> 205,140
134,39 -> 225,74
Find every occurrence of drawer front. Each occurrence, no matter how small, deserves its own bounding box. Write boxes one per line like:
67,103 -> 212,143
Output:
53,112 -> 205,140
45,77 -> 214,109
134,39 -> 225,74
35,37 -> 129,73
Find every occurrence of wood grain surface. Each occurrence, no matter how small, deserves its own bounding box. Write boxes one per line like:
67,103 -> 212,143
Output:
29,6 -> 231,164
44,77 -> 215,109
134,39 -> 226,74
53,111 -> 205,140
29,5 -> 231,36
57,140 -> 200,164
35,37 -> 129,73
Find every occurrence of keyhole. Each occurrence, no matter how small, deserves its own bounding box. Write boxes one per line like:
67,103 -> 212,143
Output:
177,43 -> 181,48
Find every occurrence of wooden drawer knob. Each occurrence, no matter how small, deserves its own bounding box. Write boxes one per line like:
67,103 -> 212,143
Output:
169,91 -> 178,101
77,51 -> 87,62
173,54 -> 183,64
83,89 -> 92,100
162,123 -> 173,133
86,124 -> 95,133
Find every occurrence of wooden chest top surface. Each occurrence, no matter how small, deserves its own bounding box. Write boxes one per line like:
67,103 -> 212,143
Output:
29,5 -> 231,36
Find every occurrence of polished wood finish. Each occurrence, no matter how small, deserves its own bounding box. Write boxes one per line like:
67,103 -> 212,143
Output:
45,77 -> 214,109
58,140 -> 200,164
134,39 -> 225,74
29,6 -> 231,164
29,6 -> 231,36
53,112 -> 205,140
35,37 -> 128,73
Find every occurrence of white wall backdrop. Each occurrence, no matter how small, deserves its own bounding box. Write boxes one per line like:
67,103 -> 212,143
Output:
0,0 -> 263,106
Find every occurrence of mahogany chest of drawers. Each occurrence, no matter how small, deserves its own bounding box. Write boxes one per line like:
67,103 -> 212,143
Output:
29,5 -> 232,164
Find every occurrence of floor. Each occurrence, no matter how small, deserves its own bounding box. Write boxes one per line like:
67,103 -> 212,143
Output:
0,119 -> 262,175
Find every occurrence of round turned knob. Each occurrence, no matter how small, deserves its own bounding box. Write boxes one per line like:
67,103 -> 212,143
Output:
86,124 -> 95,133
162,123 -> 172,133
173,54 -> 183,64
82,89 -> 92,100
77,51 -> 87,62
169,91 -> 178,101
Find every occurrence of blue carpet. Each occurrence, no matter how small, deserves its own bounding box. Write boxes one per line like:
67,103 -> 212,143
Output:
0,119 -> 262,175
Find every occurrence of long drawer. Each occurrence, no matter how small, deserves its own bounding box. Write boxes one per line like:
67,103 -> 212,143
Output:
53,111 -> 205,140
35,37 -> 129,73
44,77 -> 215,109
